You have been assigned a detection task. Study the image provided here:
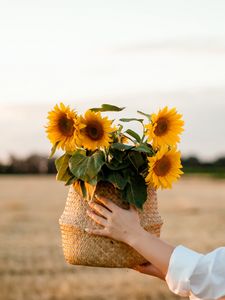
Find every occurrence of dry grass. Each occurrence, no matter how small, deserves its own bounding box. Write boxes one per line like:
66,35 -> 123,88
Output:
0,175 -> 225,300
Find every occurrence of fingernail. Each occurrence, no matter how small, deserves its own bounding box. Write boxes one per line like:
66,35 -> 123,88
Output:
84,228 -> 90,232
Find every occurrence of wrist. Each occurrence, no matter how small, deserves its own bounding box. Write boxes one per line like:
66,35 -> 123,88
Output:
125,226 -> 149,248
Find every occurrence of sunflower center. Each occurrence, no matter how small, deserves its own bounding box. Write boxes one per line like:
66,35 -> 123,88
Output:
85,121 -> 104,140
153,156 -> 171,176
58,116 -> 74,136
154,118 -> 169,136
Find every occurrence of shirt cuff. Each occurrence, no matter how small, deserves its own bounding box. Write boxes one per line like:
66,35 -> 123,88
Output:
165,245 -> 203,297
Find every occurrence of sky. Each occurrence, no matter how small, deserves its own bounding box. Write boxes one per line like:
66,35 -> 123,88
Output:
1,0 -> 225,162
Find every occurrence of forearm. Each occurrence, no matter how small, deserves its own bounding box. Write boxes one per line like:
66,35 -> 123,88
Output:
126,228 -> 175,277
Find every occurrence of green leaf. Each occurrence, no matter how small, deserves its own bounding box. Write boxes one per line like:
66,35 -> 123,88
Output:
123,175 -> 147,209
75,148 -> 87,155
105,161 -> 130,170
88,176 -> 98,185
111,143 -> 134,151
69,150 -> 105,182
125,129 -> 141,142
90,103 -> 125,112
119,118 -> 144,123
72,179 -> 87,198
117,124 -> 123,132
121,167 -> 136,179
49,141 -> 59,159
55,153 -> 71,181
109,148 -> 130,164
137,110 -> 151,120
133,144 -> 154,154
80,180 -> 87,198
97,170 -> 105,182
128,152 -> 146,171
104,171 -> 127,190
65,176 -> 77,186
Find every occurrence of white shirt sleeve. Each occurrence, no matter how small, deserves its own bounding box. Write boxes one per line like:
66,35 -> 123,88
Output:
165,245 -> 225,300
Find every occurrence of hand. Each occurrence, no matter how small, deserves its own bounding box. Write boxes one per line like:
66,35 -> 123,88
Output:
85,194 -> 144,244
132,262 -> 165,281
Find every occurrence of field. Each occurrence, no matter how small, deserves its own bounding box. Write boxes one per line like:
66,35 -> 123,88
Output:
0,175 -> 225,300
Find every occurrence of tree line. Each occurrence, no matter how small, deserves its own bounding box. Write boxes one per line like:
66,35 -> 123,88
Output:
0,154 -> 56,174
0,153 -> 224,175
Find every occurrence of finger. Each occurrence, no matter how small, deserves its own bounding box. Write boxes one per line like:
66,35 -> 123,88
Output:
134,264 -> 154,275
134,264 -> 165,280
84,227 -> 109,237
89,201 -> 112,219
86,209 -> 108,227
132,262 -> 151,271
134,264 -> 151,272
95,194 -> 118,212
134,262 -> 151,268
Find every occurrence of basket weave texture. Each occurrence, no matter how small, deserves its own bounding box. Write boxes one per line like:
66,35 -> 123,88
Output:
59,181 -> 163,268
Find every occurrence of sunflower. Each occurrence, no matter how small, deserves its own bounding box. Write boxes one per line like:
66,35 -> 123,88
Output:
45,102 -> 83,152
145,106 -> 184,148
77,110 -> 116,151
145,145 -> 183,189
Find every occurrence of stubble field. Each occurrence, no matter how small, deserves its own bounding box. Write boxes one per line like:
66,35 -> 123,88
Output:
0,175 -> 225,300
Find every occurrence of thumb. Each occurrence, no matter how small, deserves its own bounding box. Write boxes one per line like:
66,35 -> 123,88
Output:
130,204 -> 138,212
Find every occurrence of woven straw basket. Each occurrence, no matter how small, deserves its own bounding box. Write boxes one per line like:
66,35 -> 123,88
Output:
59,181 -> 163,268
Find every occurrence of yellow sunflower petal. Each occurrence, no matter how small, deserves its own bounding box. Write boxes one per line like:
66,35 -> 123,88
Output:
45,103 -> 80,152
145,145 -> 183,190
77,109 -> 115,151
145,106 -> 184,147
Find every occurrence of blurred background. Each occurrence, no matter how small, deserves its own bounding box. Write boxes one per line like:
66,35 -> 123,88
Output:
0,0 -> 225,299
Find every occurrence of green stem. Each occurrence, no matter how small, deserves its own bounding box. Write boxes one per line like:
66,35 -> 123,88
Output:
141,121 -> 146,143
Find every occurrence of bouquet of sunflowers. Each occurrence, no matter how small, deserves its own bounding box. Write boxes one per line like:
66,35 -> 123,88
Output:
45,103 -> 184,209
45,103 -> 184,268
